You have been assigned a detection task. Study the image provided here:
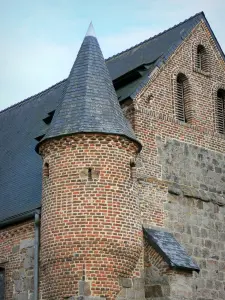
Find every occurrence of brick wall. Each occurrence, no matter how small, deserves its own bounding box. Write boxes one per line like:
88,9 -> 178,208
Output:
0,220 -> 34,300
133,20 -> 225,299
39,134 -> 143,300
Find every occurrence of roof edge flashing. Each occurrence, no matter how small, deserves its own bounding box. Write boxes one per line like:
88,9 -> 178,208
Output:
0,209 -> 40,229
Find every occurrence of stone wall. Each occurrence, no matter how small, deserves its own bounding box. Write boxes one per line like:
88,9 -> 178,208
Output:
165,191 -> 225,299
137,137 -> 225,299
157,137 -> 225,202
133,18 -> 225,299
0,220 -> 34,300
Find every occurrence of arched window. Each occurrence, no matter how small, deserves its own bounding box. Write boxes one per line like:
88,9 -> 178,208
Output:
216,89 -> 225,134
175,73 -> 190,122
196,45 -> 208,72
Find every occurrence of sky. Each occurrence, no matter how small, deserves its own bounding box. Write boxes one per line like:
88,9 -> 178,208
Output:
0,0 -> 225,111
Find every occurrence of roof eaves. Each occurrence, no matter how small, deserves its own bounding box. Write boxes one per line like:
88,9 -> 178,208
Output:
36,130 -> 142,154
0,208 -> 40,229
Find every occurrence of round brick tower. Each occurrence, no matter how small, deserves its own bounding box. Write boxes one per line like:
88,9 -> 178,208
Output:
37,23 -> 142,300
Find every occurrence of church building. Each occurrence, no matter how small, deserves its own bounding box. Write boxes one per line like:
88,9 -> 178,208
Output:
1,11 -> 225,300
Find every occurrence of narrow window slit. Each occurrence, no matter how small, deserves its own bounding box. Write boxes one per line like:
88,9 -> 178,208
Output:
175,73 -> 190,122
196,45 -> 208,72
88,168 -> 92,181
216,89 -> 225,134
43,163 -> 49,178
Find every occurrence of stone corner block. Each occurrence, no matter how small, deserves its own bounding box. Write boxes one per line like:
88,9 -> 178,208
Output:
20,239 -> 34,250
78,280 -> 91,296
119,277 -> 133,288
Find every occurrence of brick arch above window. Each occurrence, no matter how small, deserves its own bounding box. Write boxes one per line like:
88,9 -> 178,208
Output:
43,160 -> 50,178
212,83 -> 225,135
192,41 -> 211,76
171,69 -> 192,123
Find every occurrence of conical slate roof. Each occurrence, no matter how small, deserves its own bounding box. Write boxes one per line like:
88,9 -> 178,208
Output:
40,23 -> 141,149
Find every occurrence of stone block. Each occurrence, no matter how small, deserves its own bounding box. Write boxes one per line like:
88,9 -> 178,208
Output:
20,239 -> 34,250
126,288 -> 135,299
116,287 -> 126,297
134,289 -> 145,299
28,293 -> 34,300
12,270 -> 20,280
145,285 -> 163,297
168,184 -> 181,195
14,280 -> 23,292
23,255 -> 34,269
133,278 -> 144,290
26,247 -> 34,258
119,278 -> 132,288
15,292 -> 29,300
19,268 -> 26,279
78,281 -> 91,296
24,277 -> 34,291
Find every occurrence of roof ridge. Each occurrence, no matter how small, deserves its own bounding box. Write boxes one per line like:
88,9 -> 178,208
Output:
106,11 -> 204,62
0,79 -> 67,115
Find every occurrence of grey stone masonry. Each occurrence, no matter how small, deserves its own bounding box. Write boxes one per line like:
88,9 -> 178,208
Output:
164,192 -> 225,299
116,277 -> 145,300
157,136 -> 225,204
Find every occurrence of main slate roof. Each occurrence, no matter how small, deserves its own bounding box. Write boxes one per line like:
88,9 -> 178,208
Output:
39,23 -> 139,149
0,12 -> 224,225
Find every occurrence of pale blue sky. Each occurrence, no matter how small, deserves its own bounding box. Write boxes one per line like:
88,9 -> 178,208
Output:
0,0 -> 225,110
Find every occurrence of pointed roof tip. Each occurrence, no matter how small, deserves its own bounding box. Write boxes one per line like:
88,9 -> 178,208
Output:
85,22 -> 96,37
37,18 -> 141,153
